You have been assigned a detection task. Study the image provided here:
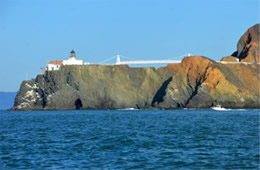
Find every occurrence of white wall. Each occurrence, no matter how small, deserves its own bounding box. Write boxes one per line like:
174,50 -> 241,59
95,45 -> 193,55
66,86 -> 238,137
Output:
47,64 -> 61,71
63,59 -> 83,65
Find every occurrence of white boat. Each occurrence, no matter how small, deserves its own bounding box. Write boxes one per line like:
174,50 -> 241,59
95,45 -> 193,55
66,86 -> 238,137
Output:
118,108 -> 137,110
211,105 -> 231,111
124,108 -> 136,110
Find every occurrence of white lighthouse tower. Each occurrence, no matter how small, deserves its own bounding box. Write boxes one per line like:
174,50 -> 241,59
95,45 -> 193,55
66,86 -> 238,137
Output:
69,50 -> 76,60
63,50 -> 83,65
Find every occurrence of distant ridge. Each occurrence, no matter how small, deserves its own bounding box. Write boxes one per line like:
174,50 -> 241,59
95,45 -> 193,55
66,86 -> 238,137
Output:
0,92 -> 17,110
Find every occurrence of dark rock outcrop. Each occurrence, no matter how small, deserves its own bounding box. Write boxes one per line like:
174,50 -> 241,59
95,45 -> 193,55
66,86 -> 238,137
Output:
12,65 -> 174,110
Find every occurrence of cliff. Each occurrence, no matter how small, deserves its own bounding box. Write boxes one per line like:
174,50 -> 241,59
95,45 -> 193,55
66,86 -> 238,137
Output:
159,56 -> 259,108
11,24 -> 260,110
222,24 -> 260,63
11,57 -> 260,110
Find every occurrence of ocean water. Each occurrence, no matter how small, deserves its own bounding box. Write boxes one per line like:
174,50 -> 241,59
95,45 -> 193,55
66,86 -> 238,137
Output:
0,109 -> 259,169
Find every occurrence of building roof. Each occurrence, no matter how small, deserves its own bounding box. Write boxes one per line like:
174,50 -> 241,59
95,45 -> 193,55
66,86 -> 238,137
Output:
48,60 -> 63,65
70,50 -> 75,54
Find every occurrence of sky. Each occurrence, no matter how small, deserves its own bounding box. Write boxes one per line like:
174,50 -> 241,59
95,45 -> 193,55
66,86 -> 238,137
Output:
0,0 -> 259,91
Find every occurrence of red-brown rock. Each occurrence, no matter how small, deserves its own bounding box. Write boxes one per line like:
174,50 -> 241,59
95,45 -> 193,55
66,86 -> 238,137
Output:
237,24 -> 260,63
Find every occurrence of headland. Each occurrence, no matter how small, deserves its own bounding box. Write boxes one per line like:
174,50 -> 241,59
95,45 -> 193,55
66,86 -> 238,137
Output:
11,24 -> 260,110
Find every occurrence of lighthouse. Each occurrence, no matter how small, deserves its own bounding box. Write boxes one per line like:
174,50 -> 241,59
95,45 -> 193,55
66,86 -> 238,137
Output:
46,50 -> 89,71
69,50 -> 76,60
63,50 -> 83,65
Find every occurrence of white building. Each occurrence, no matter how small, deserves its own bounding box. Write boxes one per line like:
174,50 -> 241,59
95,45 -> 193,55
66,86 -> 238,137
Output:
47,50 -> 84,71
47,60 -> 63,71
62,50 -> 83,65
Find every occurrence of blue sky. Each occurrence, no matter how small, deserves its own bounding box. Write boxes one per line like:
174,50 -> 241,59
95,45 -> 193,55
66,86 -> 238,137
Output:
0,0 -> 259,91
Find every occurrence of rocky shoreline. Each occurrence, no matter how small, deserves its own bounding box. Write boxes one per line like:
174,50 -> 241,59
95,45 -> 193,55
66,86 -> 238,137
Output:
10,24 -> 260,110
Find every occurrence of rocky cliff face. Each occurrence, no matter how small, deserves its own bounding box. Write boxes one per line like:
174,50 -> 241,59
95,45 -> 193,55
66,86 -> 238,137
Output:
159,56 -> 259,108
12,65 -> 173,110
11,24 -> 260,110
226,24 -> 260,63
11,56 -> 260,110
237,24 -> 260,63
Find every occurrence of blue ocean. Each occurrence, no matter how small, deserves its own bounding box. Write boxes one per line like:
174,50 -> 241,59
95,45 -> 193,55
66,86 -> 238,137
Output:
0,109 -> 259,169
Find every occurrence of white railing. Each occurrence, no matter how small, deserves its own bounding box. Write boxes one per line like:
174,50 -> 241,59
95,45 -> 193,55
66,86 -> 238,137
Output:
115,55 -> 182,65
117,60 -> 181,65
